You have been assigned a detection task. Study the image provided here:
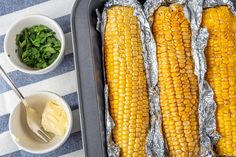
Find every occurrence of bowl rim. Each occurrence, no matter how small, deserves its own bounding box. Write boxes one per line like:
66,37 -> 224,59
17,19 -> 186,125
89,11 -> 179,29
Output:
9,91 -> 73,154
4,14 -> 65,75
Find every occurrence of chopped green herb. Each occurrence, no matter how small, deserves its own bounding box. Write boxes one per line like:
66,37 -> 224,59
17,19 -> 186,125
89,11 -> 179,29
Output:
16,25 -> 61,69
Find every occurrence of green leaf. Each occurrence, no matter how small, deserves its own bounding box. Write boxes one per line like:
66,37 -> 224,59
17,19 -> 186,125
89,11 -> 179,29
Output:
16,24 -> 61,69
42,51 -> 52,59
32,25 -> 50,33
23,29 -> 29,39
48,53 -> 58,65
22,50 -> 29,59
36,58 -> 47,69
47,37 -> 57,43
29,33 -> 36,40
31,47 -> 40,59
44,47 -> 56,54
41,33 -> 53,43
31,38 -> 41,47
19,40 -> 27,48
22,57 -> 34,66
39,43 -> 51,51
16,34 -> 20,44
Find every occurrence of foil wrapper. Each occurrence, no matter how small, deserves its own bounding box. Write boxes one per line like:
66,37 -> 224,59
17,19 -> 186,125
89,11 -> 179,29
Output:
203,0 -> 236,15
191,28 -> 220,157
97,9 -> 120,157
198,0 -> 236,156
104,85 -> 120,157
187,1 -> 220,156
97,0 -> 165,156
144,0 -> 186,19
144,0 -> 220,156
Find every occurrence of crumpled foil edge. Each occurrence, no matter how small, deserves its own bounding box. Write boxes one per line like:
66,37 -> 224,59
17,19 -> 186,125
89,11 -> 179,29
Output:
203,0 -> 236,15
97,0 -> 165,156
143,0 -> 187,20
104,85 -> 120,157
136,6 -> 166,157
195,0 -> 236,156
190,26 -> 220,157
97,8 -> 120,157
144,0 -> 221,156
186,0 -> 221,156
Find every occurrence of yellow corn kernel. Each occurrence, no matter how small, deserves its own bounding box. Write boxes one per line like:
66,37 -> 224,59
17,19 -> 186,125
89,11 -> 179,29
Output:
202,6 -> 236,156
152,4 -> 199,156
104,6 -> 149,157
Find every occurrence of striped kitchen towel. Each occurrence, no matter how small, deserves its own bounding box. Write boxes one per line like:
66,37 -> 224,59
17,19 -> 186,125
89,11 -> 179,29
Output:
0,0 -> 84,156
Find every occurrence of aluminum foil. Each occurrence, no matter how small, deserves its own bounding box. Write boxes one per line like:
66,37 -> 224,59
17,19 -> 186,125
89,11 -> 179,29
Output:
144,0 -> 186,21
191,28 -> 220,157
97,0 -> 165,156
97,9 -> 120,157
198,0 -> 236,156
104,85 -> 120,157
187,1 -> 221,157
203,0 -> 236,15
144,0 -> 220,156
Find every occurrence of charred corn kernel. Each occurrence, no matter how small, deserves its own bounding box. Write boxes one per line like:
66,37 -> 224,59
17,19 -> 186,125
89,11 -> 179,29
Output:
152,4 -> 199,156
202,6 -> 236,156
104,6 -> 149,157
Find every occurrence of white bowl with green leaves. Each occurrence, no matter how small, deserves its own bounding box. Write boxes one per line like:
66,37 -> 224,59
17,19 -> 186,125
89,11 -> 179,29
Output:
4,15 -> 65,74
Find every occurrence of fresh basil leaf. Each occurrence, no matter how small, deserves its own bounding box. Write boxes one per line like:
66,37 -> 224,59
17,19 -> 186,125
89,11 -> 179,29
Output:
19,40 -> 26,48
22,50 -> 29,59
42,50 -> 52,59
16,24 -> 61,69
44,47 -> 56,54
36,58 -> 47,69
47,37 -> 57,44
31,47 -> 41,59
16,34 -> 20,44
31,38 -> 41,47
29,33 -> 36,40
48,53 -> 58,65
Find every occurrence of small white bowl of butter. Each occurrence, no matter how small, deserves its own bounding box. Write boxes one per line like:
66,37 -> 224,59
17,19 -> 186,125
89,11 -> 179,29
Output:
9,91 -> 73,154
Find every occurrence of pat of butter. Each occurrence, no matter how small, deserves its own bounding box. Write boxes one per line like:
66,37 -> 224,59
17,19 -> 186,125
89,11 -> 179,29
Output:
41,101 -> 68,136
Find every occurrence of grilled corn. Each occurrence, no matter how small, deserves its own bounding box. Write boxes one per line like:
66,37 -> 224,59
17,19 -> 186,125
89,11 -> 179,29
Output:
152,4 -> 200,156
202,6 -> 236,156
104,6 -> 149,157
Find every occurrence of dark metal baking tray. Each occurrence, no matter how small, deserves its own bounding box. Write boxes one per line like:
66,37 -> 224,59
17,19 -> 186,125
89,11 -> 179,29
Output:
71,0 -> 145,156
71,0 -> 236,157
71,0 -> 107,157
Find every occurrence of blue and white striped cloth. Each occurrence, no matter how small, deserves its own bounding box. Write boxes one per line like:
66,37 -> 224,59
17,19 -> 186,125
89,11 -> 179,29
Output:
0,0 -> 84,156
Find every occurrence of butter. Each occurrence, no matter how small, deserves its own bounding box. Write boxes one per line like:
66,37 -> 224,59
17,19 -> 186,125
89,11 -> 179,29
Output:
41,101 -> 68,136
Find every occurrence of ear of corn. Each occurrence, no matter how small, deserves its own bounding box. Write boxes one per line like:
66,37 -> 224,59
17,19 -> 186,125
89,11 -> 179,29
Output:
104,6 -> 149,157
152,4 -> 200,156
202,6 -> 236,156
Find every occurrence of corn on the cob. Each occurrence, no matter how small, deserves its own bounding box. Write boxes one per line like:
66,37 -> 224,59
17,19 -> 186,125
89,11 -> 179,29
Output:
104,6 -> 149,157
202,6 -> 236,156
152,4 -> 199,156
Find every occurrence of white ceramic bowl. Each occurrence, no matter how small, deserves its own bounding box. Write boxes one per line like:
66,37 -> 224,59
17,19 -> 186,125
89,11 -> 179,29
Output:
9,92 -> 73,154
4,15 -> 65,74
